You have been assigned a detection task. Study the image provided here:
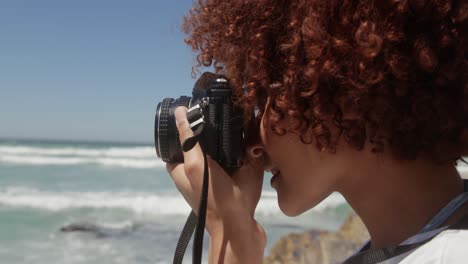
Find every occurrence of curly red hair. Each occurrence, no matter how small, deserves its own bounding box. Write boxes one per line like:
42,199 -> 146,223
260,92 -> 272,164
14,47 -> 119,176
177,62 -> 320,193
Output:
183,0 -> 467,163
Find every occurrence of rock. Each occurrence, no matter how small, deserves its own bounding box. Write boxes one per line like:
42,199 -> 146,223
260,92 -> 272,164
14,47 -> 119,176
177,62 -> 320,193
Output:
60,222 -> 109,238
60,222 -> 139,238
264,214 -> 369,264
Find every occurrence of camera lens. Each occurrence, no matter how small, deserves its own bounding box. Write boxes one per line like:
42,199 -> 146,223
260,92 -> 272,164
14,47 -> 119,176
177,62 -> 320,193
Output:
154,96 -> 192,163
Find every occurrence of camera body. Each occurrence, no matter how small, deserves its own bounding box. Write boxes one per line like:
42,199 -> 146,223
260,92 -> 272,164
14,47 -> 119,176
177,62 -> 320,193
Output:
154,72 -> 244,168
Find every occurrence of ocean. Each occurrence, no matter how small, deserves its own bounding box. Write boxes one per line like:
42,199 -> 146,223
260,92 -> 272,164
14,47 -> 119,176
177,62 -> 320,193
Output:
0,139 -> 466,264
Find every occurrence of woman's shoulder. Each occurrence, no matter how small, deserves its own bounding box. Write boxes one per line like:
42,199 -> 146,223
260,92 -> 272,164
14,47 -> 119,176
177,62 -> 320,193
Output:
399,229 -> 468,264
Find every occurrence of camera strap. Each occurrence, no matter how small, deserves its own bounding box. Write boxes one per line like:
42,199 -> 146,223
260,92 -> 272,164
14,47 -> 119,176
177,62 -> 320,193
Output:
173,123 -> 209,264
344,180 -> 468,264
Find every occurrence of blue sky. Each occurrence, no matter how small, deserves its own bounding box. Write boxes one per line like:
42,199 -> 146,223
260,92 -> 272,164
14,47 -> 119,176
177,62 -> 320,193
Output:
0,0 -> 202,143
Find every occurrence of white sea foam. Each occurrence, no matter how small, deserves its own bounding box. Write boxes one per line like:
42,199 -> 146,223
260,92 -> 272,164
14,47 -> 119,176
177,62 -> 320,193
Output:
0,146 -> 155,158
0,187 -> 191,215
0,154 -> 165,168
0,144 -> 167,168
96,220 -> 135,229
0,187 -> 346,216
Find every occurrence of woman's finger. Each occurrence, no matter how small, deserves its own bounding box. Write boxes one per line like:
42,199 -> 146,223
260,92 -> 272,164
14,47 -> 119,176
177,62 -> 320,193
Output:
174,106 -> 204,187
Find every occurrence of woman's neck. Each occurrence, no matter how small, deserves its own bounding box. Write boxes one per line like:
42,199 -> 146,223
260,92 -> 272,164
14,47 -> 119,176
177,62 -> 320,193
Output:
337,155 -> 463,249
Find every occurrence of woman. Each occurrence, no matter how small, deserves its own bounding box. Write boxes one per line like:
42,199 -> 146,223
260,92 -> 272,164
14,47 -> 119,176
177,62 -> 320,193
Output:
167,0 -> 467,263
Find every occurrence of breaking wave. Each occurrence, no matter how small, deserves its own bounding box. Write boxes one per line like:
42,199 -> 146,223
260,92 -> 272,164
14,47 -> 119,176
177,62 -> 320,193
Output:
0,187 -> 346,216
0,145 -> 164,169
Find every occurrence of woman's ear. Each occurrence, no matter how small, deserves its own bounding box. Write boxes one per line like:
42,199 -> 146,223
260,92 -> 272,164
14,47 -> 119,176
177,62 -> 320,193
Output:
247,143 -> 265,159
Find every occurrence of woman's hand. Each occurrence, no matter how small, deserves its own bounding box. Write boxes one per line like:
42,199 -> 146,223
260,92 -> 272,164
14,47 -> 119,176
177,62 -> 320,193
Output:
166,106 -> 266,263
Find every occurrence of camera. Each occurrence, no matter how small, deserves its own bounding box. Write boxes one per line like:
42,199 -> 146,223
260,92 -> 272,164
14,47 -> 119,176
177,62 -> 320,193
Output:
154,72 -> 244,168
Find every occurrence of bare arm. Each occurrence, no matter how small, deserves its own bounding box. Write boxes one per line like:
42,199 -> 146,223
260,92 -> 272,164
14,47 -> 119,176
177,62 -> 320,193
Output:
167,106 -> 266,263
207,216 -> 266,263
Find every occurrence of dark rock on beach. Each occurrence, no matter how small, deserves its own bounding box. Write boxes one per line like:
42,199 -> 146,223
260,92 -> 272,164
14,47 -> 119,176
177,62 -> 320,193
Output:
60,222 -> 112,238
264,214 -> 369,264
60,222 -> 139,238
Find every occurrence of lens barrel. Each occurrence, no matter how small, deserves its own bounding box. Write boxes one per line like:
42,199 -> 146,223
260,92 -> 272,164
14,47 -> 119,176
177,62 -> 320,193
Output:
154,96 -> 191,163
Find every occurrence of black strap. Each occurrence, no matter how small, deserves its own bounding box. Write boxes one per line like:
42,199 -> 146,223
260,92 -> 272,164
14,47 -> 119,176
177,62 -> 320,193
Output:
344,242 -> 424,264
344,213 -> 468,264
173,211 -> 197,264
192,146 -> 209,263
173,123 -> 209,264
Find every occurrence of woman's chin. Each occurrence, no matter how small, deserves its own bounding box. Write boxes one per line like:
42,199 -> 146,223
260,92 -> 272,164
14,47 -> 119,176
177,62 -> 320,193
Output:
277,195 -> 306,217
